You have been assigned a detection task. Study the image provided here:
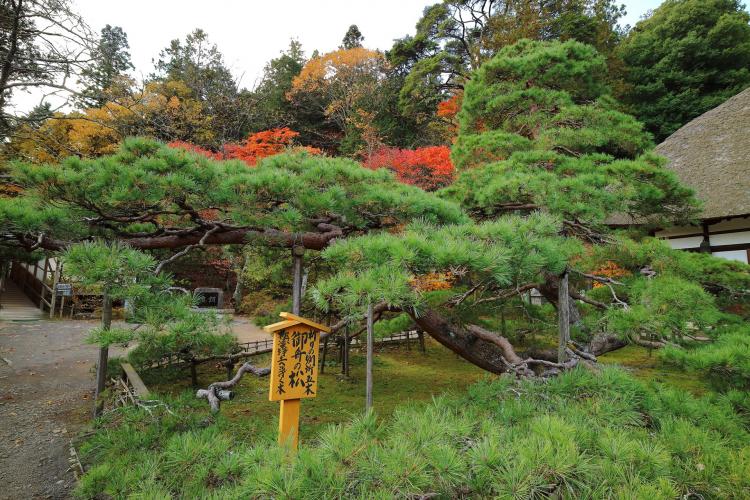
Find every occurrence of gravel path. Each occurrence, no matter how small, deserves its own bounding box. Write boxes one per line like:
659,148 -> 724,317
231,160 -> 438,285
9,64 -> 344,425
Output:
0,314 -> 268,498
0,320 -> 101,500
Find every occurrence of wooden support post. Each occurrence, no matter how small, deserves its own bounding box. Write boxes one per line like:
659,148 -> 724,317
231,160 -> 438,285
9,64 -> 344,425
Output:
291,245 -> 304,315
557,269 -> 570,364
341,327 -> 350,376
232,253 -> 247,308
225,360 -> 235,380
366,303 -> 374,411
59,295 -> 66,318
418,330 -> 426,353
38,257 -> 48,308
0,261 -> 7,294
405,330 -> 411,350
190,359 -> 198,387
320,335 -> 329,374
501,308 -> 507,337
278,398 -> 301,449
49,262 -> 61,319
94,292 -> 112,417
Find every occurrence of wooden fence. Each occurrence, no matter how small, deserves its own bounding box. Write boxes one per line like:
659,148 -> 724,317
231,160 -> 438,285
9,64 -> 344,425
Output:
144,330 -> 425,381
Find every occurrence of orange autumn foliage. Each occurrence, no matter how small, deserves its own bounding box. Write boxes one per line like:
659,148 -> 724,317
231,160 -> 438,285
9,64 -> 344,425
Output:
436,92 -> 462,119
364,145 -> 454,191
288,47 -> 387,132
589,261 -> 630,288
224,128 -> 320,166
409,271 -> 455,292
169,127 -> 320,167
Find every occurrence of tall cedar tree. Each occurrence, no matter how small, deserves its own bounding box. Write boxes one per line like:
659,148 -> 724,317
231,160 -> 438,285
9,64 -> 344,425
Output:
77,25 -> 133,108
151,29 -> 243,146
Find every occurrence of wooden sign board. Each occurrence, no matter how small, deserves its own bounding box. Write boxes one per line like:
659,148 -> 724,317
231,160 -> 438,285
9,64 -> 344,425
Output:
268,324 -> 320,401
55,283 -> 72,296
264,312 -> 331,450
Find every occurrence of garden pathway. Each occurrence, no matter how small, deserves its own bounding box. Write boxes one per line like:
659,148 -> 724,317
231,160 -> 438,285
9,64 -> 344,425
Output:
0,281 -> 44,322
0,319 -> 102,499
230,316 -> 272,342
0,314 -> 268,499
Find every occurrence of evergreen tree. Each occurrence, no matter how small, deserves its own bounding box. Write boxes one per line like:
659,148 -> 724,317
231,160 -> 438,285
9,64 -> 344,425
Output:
341,24 -> 364,49
449,38 -> 698,229
152,29 -> 243,145
0,138 -> 464,253
619,0 -> 750,140
312,39 -> 711,375
77,25 -> 133,108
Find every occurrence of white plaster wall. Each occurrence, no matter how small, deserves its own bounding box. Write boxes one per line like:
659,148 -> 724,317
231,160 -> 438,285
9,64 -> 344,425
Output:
710,231 -> 750,247
713,250 -> 749,264
666,236 -> 703,249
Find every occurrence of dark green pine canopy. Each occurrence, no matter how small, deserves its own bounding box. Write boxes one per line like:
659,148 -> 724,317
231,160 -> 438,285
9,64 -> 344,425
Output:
0,138 -> 466,252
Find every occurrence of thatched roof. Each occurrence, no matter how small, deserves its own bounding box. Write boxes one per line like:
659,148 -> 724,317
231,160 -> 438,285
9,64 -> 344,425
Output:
655,87 -> 750,220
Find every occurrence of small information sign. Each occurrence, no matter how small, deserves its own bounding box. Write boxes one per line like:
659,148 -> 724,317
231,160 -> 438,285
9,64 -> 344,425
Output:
269,326 -> 320,401
55,283 -> 72,296
264,312 -> 331,450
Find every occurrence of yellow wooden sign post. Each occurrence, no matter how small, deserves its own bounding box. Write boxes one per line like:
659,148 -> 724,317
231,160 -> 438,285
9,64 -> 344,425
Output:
264,312 -> 331,450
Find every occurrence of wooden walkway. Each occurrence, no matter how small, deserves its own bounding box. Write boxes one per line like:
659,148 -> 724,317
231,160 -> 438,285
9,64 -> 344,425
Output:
0,281 -> 43,321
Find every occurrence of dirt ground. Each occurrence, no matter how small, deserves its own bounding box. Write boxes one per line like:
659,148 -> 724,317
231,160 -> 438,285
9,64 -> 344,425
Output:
0,319 -> 103,499
229,316 -> 272,343
0,315 -> 268,499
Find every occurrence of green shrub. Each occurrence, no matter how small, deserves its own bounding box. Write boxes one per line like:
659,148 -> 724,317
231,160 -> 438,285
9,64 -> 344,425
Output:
75,367 -> 750,499
661,326 -> 750,390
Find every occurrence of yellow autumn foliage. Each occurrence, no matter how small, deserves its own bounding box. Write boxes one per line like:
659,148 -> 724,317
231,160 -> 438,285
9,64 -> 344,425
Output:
8,79 -> 213,163
288,47 -> 387,133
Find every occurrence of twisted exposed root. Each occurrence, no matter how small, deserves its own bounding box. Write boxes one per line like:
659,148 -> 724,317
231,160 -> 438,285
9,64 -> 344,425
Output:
196,362 -> 270,413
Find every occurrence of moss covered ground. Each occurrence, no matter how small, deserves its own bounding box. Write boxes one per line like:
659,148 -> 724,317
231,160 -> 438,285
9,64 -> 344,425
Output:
141,339 -> 488,440
599,344 -> 710,395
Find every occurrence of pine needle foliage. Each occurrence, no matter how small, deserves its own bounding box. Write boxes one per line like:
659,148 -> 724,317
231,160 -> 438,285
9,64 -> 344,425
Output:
63,241 -> 235,366
661,326 -> 750,390
75,368 -> 750,499
312,213 -> 578,315
447,39 -> 699,227
3,137 -> 466,244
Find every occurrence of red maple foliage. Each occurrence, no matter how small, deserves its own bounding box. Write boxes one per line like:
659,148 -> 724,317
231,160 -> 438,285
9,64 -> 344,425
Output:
225,128 -> 308,166
436,92 -> 462,119
364,146 -> 454,191
169,128 -> 320,167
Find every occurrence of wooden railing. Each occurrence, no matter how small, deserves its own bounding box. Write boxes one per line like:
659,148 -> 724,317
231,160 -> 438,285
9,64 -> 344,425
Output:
351,330 -> 426,351
143,330 -> 425,381
10,262 -> 52,310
